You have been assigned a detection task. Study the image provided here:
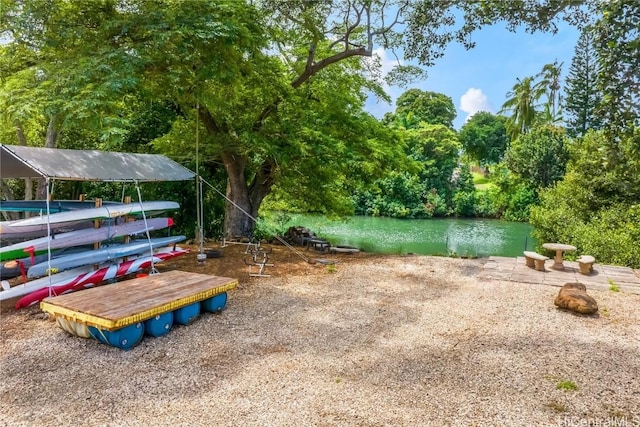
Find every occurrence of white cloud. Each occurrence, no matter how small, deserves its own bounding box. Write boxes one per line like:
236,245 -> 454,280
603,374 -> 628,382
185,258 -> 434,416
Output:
460,88 -> 492,121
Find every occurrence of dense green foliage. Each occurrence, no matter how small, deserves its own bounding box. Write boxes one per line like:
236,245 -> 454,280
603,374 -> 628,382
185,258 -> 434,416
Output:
385,89 -> 457,129
593,0 -> 640,139
504,125 -> 570,190
469,163 -> 534,222
458,112 -> 508,167
531,130 -> 640,267
2,0 -> 639,266
529,0 -> 640,267
354,94 -> 468,219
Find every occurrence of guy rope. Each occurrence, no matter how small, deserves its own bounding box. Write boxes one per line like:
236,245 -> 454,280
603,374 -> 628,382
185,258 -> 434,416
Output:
193,103 -> 314,265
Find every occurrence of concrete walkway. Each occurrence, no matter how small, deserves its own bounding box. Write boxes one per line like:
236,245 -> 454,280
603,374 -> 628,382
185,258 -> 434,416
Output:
480,256 -> 640,294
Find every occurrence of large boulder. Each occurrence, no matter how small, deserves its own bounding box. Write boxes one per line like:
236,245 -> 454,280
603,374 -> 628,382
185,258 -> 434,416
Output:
554,283 -> 598,315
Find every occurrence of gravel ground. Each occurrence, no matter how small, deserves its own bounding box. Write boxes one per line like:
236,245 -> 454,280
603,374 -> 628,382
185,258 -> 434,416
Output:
1,253 -> 639,427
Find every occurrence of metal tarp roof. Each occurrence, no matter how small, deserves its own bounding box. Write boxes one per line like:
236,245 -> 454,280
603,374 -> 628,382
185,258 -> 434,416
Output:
0,145 -> 195,182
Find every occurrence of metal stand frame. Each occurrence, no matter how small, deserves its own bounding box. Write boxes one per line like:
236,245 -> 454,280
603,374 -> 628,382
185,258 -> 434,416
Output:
220,238 -> 261,254
243,247 -> 274,277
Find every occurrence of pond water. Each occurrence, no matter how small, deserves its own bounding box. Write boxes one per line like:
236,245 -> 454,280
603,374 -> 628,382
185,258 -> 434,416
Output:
286,215 -> 537,257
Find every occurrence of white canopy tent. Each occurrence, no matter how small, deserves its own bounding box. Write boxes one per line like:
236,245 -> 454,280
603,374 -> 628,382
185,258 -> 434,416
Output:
0,144 -> 196,284
0,144 -> 195,182
1,144 -> 313,274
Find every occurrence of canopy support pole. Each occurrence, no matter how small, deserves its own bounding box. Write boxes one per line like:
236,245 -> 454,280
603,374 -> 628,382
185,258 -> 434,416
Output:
134,181 -> 157,274
195,103 -> 205,259
45,177 -> 53,296
197,176 -> 204,257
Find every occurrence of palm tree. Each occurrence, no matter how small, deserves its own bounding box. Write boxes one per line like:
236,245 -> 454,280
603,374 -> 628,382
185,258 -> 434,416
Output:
536,60 -> 564,124
500,76 -> 545,140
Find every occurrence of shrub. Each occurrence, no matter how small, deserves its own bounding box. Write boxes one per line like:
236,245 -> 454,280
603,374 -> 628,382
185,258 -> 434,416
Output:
424,189 -> 448,217
474,188 -> 503,218
504,184 -> 537,222
572,204 -> 640,268
453,191 -> 476,217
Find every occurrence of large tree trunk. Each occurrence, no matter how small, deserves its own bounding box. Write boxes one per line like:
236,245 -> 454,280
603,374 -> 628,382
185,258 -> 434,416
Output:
221,152 -> 277,239
35,115 -> 61,199
221,152 -> 254,238
199,107 -> 277,239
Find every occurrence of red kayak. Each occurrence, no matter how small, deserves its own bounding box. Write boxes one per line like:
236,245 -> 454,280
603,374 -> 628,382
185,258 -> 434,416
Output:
15,247 -> 189,309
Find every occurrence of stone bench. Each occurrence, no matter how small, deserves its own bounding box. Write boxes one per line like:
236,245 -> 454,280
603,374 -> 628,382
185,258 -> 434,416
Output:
577,255 -> 595,275
524,251 -> 549,271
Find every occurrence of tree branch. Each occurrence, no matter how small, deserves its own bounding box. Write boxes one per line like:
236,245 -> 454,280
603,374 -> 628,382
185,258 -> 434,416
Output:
198,105 -> 224,134
248,158 -> 278,208
254,1 -> 398,130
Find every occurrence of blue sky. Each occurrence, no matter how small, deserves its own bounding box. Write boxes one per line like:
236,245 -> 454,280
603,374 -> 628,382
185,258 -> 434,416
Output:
365,22 -> 581,130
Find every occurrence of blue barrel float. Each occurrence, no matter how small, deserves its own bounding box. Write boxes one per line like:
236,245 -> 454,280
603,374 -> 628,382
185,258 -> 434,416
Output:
144,312 -> 174,337
173,302 -> 201,325
202,292 -> 228,312
88,323 -> 145,350
40,271 -> 238,350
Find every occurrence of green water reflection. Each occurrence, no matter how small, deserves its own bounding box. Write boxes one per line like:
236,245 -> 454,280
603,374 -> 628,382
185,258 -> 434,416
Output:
287,215 -> 537,257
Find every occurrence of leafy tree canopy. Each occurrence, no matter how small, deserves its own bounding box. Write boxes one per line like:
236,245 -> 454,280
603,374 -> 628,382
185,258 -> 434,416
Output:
405,123 -> 460,180
500,76 -> 545,140
391,89 -> 457,129
1,0 -> 593,237
458,111 -> 508,166
504,124 -> 570,189
593,0 -> 640,140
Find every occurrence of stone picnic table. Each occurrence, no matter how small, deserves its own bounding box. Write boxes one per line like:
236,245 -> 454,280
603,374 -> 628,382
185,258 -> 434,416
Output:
542,242 -> 577,270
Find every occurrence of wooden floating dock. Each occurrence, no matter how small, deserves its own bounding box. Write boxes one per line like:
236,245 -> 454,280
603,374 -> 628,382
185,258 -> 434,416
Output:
40,270 -> 237,332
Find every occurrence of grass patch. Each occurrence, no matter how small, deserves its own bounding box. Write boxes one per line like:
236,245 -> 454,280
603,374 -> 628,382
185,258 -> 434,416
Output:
608,279 -> 620,292
472,173 -> 490,185
472,172 -> 495,190
556,380 -> 578,391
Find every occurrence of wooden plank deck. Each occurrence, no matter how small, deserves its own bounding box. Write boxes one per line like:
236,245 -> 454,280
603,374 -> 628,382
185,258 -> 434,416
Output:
40,270 -> 238,331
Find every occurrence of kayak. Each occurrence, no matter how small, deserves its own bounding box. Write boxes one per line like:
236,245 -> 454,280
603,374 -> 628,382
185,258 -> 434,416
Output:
11,247 -> 190,308
1,265 -> 96,302
0,217 -> 174,262
7,200 -> 179,228
0,200 -> 121,213
1,246 -> 91,280
27,235 -> 186,278
0,219 -> 94,241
